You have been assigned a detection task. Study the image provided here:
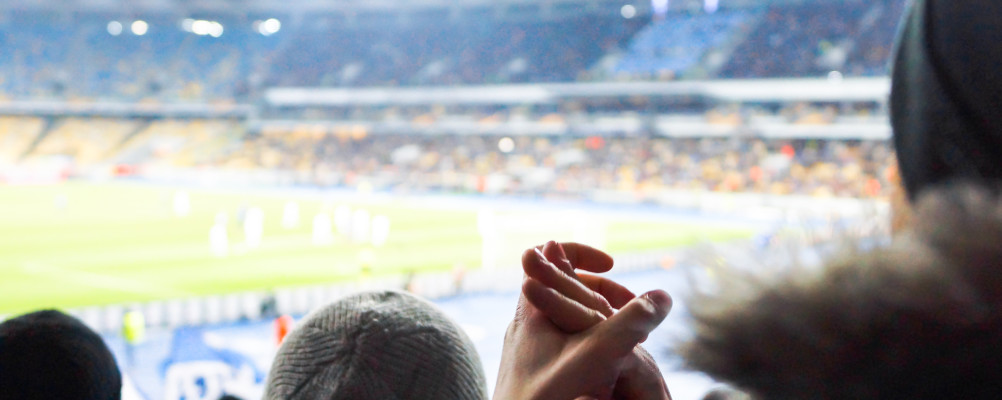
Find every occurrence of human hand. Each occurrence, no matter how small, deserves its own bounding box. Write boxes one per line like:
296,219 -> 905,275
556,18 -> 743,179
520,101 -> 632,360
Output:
522,241 -> 673,400
494,242 -> 672,400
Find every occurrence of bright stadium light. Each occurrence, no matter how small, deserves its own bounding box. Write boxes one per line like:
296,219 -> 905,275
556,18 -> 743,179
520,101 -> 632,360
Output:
260,18 -> 281,36
498,137 -> 515,153
652,0 -> 669,17
107,21 -> 123,36
828,70 -> 844,83
208,21 -> 224,38
181,18 -> 195,32
620,5 -> 637,19
192,20 -> 212,35
705,0 -> 719,13
131,20 -> 149,36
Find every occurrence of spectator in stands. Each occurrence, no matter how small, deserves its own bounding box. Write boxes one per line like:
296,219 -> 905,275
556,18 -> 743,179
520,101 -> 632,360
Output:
679,185 -> 1002,399
0,310 -> 122,400
264,290 -> 488,400
890,0 -> 1002,202
497,1 -> 1002,397
501,191 -> 1002,399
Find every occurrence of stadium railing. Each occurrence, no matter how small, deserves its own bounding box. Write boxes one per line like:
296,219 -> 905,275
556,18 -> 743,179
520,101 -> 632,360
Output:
62,247 -> 683,334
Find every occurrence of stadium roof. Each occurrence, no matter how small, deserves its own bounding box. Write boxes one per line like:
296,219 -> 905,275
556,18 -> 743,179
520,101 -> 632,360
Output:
0,0 -> 843,14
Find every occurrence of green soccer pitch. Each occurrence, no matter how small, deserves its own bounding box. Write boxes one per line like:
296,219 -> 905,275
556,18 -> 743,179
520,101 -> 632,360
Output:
0,182 -> 753,315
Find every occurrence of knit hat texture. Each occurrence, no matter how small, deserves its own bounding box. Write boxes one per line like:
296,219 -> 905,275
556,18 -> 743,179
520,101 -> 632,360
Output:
264,290 -> 488,400
0,309 -> 122,400
891,0 -> 1002,200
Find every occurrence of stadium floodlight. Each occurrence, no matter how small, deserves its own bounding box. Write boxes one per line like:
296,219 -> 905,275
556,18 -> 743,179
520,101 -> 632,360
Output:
259,18 -> 281,36
705,0 -> 718,13
190,20 -> 223,37
652,0 -> 669,17
498,137 -> 515,153
209,22 -> 224,38
131,20 -> 149,36
181,18 -> 195,33
192,20 -> 211,35
620,5 -> 637,19
107,21 -> 123,36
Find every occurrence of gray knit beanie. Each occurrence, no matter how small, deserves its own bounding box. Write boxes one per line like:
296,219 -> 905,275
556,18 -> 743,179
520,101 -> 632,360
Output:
264,290 -> 488,400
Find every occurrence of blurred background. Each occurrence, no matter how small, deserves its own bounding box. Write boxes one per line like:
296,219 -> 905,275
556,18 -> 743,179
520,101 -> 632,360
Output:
0,0 -> 902,398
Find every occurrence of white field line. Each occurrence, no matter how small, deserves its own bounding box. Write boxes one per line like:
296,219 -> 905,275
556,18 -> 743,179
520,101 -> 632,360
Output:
19,262 -> 193,299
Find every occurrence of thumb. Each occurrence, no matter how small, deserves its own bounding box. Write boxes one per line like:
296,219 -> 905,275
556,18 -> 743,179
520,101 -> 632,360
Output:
590,290 -> 672,359
613,347 -> 672,400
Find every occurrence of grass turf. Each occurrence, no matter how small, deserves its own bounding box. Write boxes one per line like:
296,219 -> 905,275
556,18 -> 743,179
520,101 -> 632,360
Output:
0,182 -> 752,314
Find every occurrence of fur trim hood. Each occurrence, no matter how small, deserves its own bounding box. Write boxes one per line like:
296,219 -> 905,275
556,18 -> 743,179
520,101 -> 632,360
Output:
682,186 -> 1002,399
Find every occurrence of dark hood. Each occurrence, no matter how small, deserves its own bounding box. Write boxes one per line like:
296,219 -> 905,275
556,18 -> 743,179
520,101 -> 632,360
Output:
891,0 -> 1002,200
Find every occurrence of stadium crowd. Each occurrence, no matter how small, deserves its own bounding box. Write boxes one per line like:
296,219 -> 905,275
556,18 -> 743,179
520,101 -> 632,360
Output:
220,132 -> 894,199
10,1 -> 1002,400
1,113 -> 894,200
0,0 -> 905,101
498,1 -> 1002,399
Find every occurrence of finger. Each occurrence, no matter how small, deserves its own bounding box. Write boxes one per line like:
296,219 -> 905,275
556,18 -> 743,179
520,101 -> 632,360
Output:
512,276 -> 535,325
538,241 -> 576,276
613,347 -> 672,400
524,246 -> 616,318
579,274 -> 636,309
590,290 -> 672,359
540,241 -> 615,274
523,277 -> 606,333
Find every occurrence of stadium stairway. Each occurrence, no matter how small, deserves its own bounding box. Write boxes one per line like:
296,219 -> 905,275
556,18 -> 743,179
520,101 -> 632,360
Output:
16,116 -> 58,163
702,11 -> 764,78
104,118 -> 155,162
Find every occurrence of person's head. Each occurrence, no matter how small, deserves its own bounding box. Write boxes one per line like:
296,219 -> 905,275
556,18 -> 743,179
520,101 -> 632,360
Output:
0,310 -> 122,400
264,290 -> 488,400
681,185 -> 1002,399
891,0 -> 1002,203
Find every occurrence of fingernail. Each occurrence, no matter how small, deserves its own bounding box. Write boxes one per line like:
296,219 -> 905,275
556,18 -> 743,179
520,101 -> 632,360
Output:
543,241 -> 570,266
552,241 -> 567,259
643,290 -> 672,312
534,246 -> 546,261
542,240 -> 556,254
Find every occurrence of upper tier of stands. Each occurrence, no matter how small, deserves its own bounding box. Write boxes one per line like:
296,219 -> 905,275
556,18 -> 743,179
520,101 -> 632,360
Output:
0,13 -> 283,101
720,0 -> 903,78
267,15 -> 645,87
613,10 -> 754,78
0,0 -> 907,101
845,0 -> 909,77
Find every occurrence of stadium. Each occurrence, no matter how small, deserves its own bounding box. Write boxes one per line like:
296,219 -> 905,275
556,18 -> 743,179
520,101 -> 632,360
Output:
0,0 -> 904,399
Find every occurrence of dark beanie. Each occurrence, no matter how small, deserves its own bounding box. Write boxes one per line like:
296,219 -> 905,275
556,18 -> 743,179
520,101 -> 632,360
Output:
264,290 -> 488,400
891,0 -> 1002,200
0,310 -> 122,400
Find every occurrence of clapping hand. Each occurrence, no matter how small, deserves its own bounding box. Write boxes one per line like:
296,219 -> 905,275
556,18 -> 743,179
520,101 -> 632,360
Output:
494,241 -> 672,400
